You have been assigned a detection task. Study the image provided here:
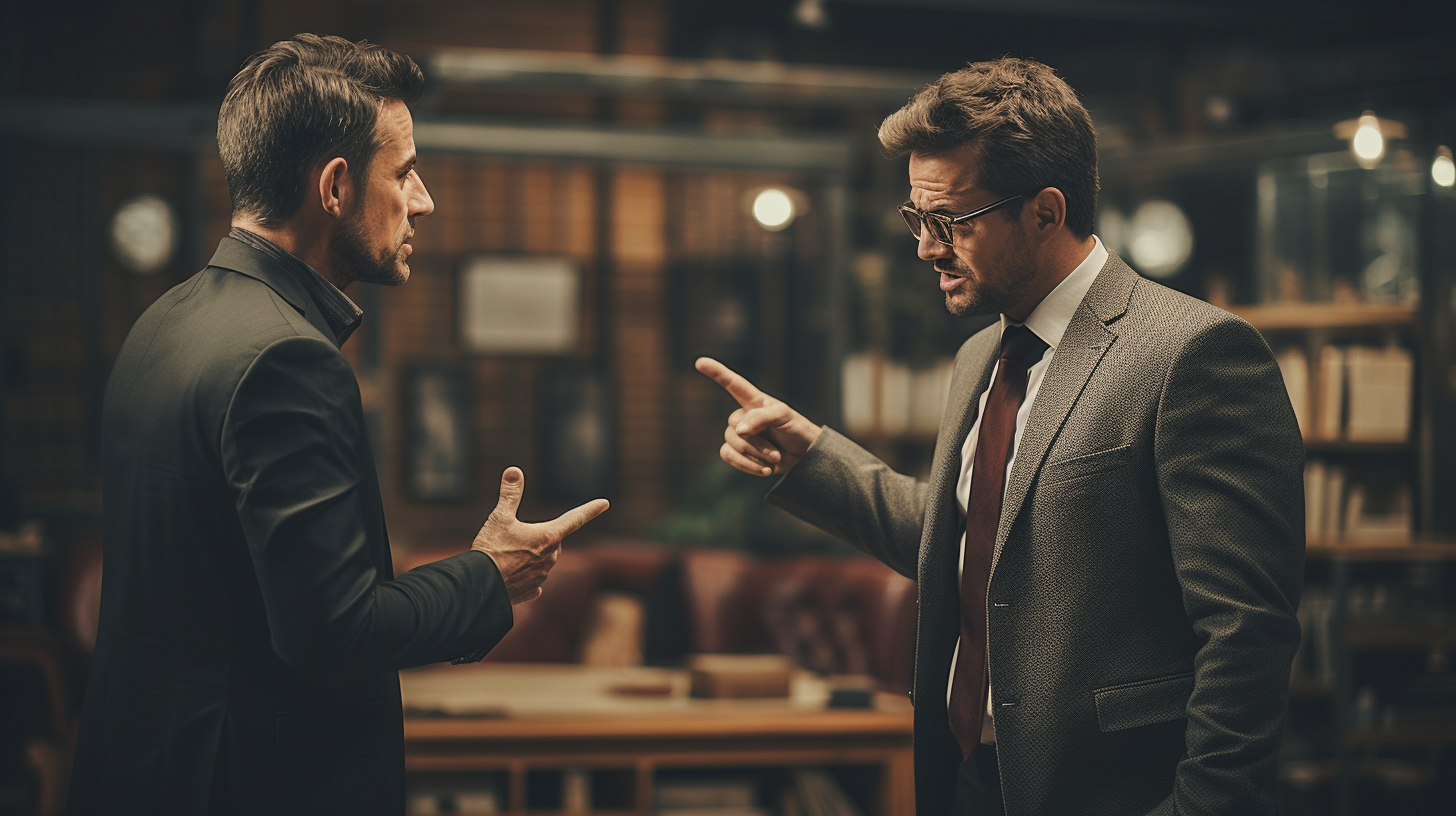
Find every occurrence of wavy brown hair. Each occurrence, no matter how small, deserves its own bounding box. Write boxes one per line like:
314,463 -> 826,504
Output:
879,58 -> 1099,239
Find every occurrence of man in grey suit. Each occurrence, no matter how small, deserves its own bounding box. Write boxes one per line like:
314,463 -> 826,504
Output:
69,35 -> 608,815
698,58 -> 1303,816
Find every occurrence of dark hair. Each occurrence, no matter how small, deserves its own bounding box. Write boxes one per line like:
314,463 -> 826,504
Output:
878,58 -> 1099,239
217,34 -> 425,224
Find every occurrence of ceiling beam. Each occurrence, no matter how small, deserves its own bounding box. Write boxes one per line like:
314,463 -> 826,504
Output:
422,48 -> 932,107
0,99 -> 857,174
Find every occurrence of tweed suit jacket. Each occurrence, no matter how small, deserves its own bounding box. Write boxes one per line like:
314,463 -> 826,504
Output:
769,253 -> 1304,816
69,236 -> 514,816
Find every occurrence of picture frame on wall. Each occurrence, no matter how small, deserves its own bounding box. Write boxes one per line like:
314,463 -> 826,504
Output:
458,255 -> 580,355
402,365 -> 472,502
540,365 -> 613,504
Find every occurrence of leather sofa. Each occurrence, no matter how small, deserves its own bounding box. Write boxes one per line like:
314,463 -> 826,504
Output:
395,539 -> 917,692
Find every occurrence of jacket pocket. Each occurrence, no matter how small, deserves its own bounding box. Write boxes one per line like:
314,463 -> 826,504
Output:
1039,443 -> 1135,486
1092,671 -> 1193,732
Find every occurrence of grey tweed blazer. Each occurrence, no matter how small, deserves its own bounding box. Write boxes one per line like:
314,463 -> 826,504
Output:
769,253 -> 1304,816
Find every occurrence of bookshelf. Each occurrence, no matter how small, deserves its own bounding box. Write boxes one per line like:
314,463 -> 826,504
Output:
1245,147 -> 1456,815
1227,302 -> 1417,332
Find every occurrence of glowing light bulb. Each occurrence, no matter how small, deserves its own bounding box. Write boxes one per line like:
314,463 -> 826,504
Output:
1433,146 -> 1455,188
1351,112 -> 1384,169
752,188 -> 795,231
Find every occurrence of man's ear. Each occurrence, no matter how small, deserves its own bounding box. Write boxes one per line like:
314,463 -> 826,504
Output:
316,157 -> 352,219
1026,187 -> 1068,240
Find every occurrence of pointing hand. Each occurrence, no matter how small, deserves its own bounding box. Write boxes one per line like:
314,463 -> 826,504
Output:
694,357 -> 821,477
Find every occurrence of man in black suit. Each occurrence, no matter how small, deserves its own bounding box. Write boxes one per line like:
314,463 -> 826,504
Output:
699,58 -> 1303,815
67,34 -> 608,815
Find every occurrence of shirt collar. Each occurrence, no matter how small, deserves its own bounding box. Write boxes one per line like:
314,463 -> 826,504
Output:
227,227 -> 364,347
1000,234 -> 1107,351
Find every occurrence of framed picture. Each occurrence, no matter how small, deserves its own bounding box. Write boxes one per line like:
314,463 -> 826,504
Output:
458,255 -> 580,355
402,365 -> 472,502
540,365 -> 613,503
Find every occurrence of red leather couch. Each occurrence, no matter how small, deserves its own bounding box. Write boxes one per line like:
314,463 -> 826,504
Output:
395,539 -> 917,692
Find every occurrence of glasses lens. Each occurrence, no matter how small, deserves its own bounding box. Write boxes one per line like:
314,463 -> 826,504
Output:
900,208 -> 923,239
926,216 -> 951,244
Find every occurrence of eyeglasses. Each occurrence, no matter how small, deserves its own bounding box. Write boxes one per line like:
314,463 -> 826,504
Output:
898,191 -> 1030,246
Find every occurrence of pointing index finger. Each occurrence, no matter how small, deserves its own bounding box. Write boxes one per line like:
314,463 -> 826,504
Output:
695,357 -> 764,408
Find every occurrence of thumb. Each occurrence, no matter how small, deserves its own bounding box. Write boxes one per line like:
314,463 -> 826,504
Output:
494,467 -> 525,519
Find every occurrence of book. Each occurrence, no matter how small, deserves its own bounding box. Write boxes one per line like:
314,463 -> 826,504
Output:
841,354 -> 877,436
1344,345 -> 1413,442
1342,480 -> 1412,540
1315,345 -> 1345,440
656,778 -> 757,810
1275,346 -> 1311,438
1304,459 -> 1326,539
1321,466 -> 1346,542
687,654 -> 792,698
792,770 -> 862,816
878,360 -> 912,437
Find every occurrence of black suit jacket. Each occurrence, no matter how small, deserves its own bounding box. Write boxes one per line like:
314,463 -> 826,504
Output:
770,255 -> 1304,816
68,236 -> 513,815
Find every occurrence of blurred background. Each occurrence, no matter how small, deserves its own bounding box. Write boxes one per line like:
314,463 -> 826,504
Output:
1,0 -> 1455,814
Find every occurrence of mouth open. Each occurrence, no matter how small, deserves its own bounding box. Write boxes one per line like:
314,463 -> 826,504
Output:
938,266 -> 967,291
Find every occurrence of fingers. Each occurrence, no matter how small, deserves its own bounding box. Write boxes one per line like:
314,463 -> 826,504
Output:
724,424 -> 778,468
695,357 -> 764,408
544,498 -> 611,539
734,404 -> 790,437
719,441 -> 775,477
494,467 -> 524,519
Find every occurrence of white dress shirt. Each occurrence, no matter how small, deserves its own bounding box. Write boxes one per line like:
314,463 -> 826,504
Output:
946,235 -> 1108,743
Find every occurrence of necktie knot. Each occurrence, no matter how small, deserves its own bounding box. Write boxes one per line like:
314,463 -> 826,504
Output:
1000,324 -> 1048,363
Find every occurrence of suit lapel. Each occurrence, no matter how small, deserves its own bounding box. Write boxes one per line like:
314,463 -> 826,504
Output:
917,328 -> 998,646
990,254 -> 1138,572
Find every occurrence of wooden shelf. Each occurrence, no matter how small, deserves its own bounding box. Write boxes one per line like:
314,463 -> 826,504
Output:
1345,725 -> 1456,747
1305,539 -> 1456,560
1303,439 -> 1410,455
1227,302 -> 1417,331
1345,620 -> 1456,650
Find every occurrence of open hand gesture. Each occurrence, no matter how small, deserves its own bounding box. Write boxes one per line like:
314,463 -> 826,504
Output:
471,467 -> 609,604
694,357 -> 821,477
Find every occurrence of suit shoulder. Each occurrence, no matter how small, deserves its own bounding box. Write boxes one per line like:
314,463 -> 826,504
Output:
110,267 -> 337,404
1124,275 -> 1260,345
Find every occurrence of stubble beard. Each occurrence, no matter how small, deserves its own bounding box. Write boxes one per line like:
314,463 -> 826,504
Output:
331,205 -> 408,287
942,234 -> 1038,318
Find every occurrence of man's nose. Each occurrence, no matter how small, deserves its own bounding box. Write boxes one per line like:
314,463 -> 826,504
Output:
916,229 -> 948,261
411,176 -> 435,217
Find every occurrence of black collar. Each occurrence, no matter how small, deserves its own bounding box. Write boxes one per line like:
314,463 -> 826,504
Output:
226,227 -> 363,346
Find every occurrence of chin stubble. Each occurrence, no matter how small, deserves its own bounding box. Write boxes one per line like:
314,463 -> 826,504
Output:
332,214 -> 405,287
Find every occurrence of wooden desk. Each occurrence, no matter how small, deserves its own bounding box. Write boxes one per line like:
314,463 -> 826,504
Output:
401,663 -> 914,816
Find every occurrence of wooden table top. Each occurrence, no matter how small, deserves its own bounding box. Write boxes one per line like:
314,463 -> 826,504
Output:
400,663 -> 913,741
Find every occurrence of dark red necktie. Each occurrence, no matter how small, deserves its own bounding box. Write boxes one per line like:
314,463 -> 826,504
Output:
949,324 -> 1048,759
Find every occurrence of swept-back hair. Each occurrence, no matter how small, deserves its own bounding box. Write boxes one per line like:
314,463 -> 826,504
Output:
879,58 -> 1099,238
218,34 -> 424,224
